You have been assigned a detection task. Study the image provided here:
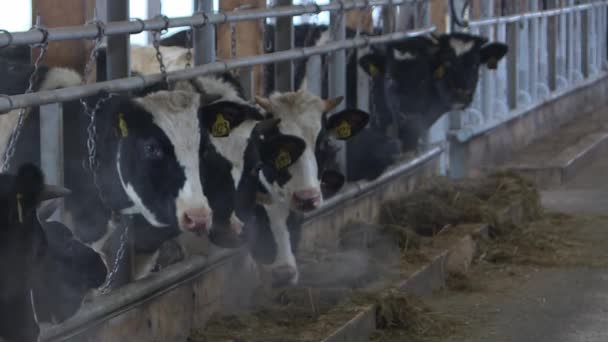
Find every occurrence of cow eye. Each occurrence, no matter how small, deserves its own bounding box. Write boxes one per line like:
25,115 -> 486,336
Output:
143,141 -> 164,160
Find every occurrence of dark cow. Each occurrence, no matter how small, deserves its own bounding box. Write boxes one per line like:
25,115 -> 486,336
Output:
358,32 -> 509,152
0,163 -> 68,342
251,90 -> 370,286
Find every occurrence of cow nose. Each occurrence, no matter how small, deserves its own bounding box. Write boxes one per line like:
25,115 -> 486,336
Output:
292,189 -> 322,211
182,208 -> 211,235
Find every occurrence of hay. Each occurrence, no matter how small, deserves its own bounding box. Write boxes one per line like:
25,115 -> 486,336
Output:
379,171 -> 542,237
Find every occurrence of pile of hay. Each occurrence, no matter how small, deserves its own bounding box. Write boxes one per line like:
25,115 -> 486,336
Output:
379,171 -> 542,237
342,289 -> 463,342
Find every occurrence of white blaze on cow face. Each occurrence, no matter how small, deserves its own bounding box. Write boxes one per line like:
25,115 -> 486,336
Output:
449,38 -> 475,56
127,90 -> 211,232
393,49 -> 416,61
256,90 -> 336,212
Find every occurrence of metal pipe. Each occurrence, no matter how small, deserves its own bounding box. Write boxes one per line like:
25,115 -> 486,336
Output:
0,0 -> 414,47
0,27 -> 436,112
193,0 -> 215,65
328,1 -> 347,176
302,146 -> 444,221
275,0 -> 294,91
39,103 -> 64,222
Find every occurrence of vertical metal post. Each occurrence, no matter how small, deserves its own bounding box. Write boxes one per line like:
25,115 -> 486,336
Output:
106,0 -> 132,288
582,7 -> 590,78
274,0 -> 293,91
106,0 -> 130,81
480,0 -> 494,120
329,1 -> 347,177
147,0 -> 162,44
40,103 -> 64,221
506,20 -> 519,109
194,0 -> 215,65
547,0 -> 558,90
528,1 -> 539,101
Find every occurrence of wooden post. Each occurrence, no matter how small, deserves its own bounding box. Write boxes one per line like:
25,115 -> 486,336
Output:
217,0 -> 266,97
31,0 -> 96,73
431,0 -> 448,33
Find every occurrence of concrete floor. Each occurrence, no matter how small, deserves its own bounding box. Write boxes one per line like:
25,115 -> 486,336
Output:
428,157 -> 608,342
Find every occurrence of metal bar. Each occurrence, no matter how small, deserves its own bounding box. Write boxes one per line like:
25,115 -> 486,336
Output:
240,67 -> 254,100
0,27 -> 437,112
39,103 -> 64,221
467,2 -> 607,28
106,0 -> 130,81
274,0 -> 294,91
193,0 -> 215,65
506,20 -> 519,109
0,0 -> 414,47
305,55 -> 322,95
529,9 -> 539,100
147,0 -> 162,44
106,0 -> 132,288
548,0 -> 558,90
582,8 -> 590,77
328,1 -> 347,176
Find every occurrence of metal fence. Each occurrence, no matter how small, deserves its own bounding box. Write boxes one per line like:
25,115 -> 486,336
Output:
450,0 -> 608,144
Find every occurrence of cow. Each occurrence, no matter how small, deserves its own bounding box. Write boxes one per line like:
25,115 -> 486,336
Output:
251,89 -> 371,286
0,59 -> 83,169
358,32 -> 509,152
0,163 -> 69,342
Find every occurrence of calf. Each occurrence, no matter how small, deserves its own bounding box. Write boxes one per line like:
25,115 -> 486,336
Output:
251,90 -> 370,286
358,32 -> 508,152
0,163 -> 68,342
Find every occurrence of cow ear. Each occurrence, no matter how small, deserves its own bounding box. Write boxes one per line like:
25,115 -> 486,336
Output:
259,135 -> 306,171
199,101 -> 261,137
325,109 -> 370,140
480,42 -> 508,70
321,170 -> 345,199
358,52 -> 386,78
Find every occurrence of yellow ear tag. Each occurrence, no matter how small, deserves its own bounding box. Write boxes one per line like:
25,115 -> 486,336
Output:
434,65 -> 445,80
487,57 -> 498,69
275,149 -> 292,170
369,64 -> 380,77
16,193 -> 23,224
118,113 -> 129,138
212,113 -> 231,137
335,120 -> 352,139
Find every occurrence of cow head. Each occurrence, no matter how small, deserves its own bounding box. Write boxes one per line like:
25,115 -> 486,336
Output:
105,90 -> 213,235
198,99 -> 306,247
430,32 -> 508,110
255,90 -> 369,212
0,163 -> 69,342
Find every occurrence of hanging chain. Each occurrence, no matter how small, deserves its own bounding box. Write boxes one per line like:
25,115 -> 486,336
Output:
1,25 -> 49,173
79,18 -> 132,294
152,15 -> 170,87
98,214 -> 132,294
185,28 -> 193,68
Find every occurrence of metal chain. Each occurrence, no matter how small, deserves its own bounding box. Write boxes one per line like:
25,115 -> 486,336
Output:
97,215 -> 131,294
185,28 -> 193,68
79,18 -> 131,294
1,26 -> 49,173
152,15 -> 170,87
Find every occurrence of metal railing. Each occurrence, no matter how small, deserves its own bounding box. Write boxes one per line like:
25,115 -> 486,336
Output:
449,1 -> 608,142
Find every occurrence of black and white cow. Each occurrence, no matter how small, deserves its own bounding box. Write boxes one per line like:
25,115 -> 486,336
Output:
251,90 -> 370,286
0,59 -> 83,170
0,163 -> 70,342
358,32 -> 509,152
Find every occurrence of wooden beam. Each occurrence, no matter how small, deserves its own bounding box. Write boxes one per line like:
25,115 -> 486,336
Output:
431,0 -> 448,33
217,0 -> 266,97
32,0 -> 95,73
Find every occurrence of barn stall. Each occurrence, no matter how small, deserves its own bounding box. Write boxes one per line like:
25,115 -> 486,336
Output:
0,0 -> 607,340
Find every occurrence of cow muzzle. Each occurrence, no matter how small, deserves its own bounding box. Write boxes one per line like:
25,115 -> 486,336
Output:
181,208 -> 212,236
292,189 -> 322,212
208,216 -> 246,248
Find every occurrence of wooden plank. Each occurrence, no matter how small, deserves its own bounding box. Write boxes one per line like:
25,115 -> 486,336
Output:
31,0 -> 95,73
217,0 -> 266,96
431,0 -> 448,33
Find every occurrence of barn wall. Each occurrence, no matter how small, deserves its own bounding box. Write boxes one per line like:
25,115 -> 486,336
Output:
216,0 -> 266,97
32,0 -> 95,73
